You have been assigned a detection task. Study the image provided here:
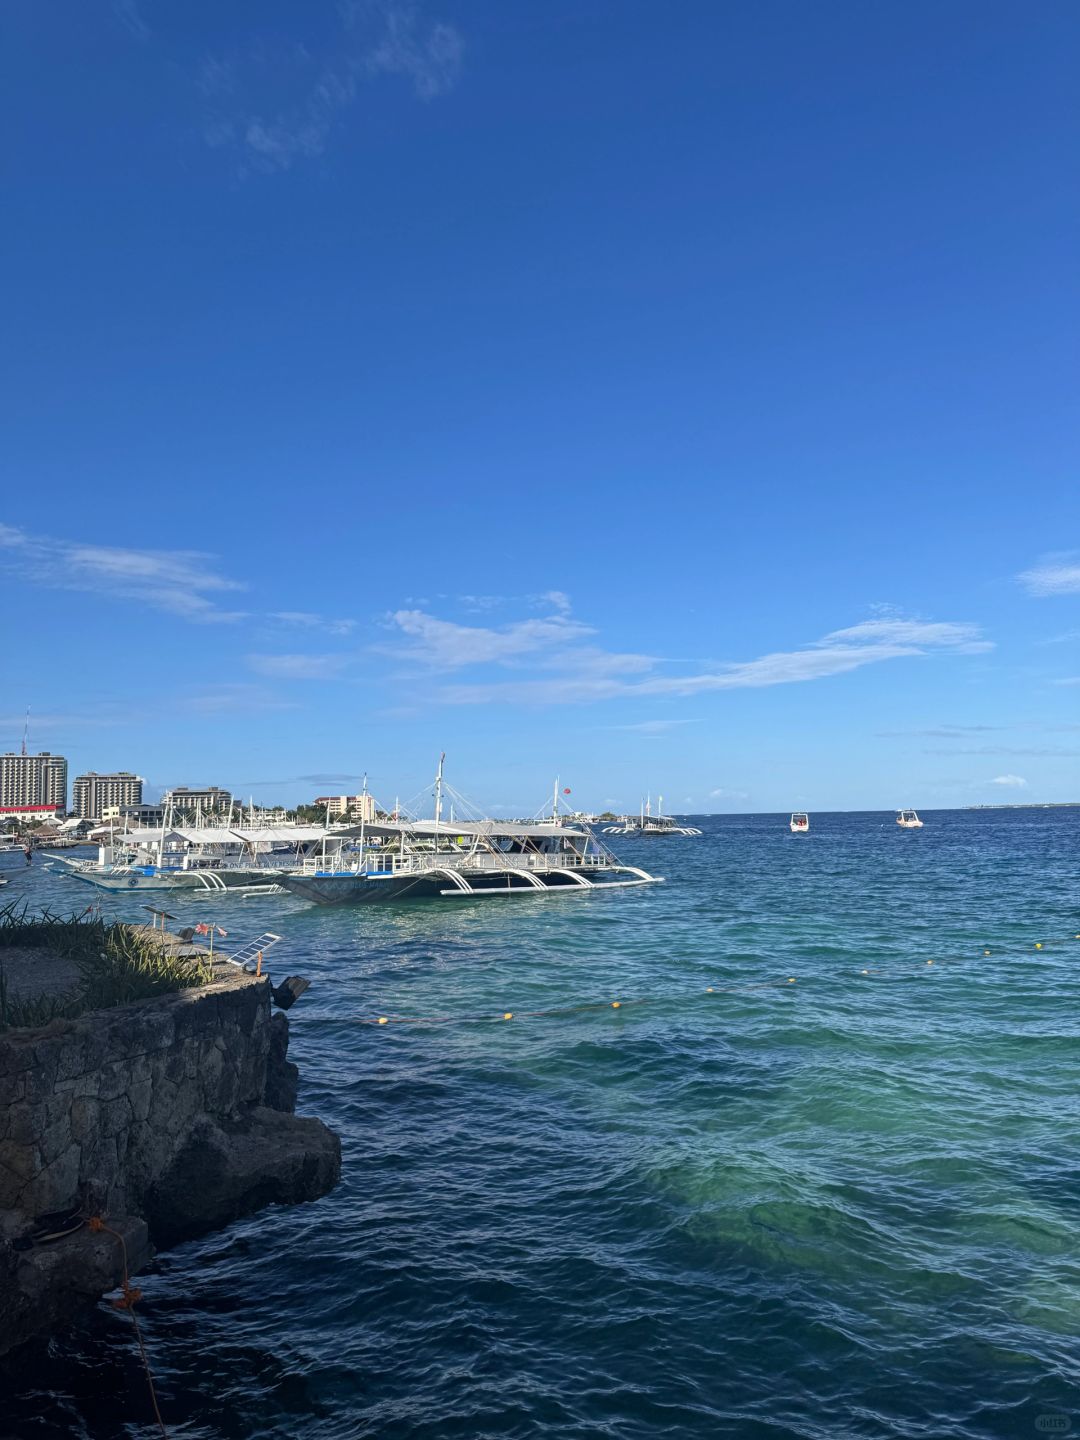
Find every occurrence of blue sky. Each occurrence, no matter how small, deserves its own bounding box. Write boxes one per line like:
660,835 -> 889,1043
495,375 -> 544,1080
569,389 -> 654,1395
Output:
1,0 -> 1078,814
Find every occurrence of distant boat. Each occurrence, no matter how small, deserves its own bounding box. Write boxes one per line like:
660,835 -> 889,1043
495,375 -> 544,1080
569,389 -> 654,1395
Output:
602,794 -> 702,838
46,803 -> 330,893
896,809 -> 923,828
790,812 -> 809,834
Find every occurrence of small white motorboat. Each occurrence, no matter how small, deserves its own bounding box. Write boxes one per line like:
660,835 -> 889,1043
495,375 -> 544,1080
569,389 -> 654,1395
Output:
896,809 -> 923,828
790,812 -> 809,834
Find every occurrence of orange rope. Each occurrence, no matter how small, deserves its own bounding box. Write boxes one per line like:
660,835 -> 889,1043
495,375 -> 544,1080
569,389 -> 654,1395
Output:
87,1216 -> 169,1438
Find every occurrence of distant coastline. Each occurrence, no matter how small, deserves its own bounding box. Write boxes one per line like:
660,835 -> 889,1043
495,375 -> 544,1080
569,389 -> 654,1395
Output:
963,802 -> 1080,810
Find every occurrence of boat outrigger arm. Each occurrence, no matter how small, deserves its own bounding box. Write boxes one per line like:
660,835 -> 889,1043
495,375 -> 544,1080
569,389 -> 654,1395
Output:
431,856 -> 658,898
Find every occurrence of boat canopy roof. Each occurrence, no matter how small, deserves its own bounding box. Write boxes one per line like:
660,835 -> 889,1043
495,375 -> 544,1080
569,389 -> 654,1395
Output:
336,818 -> 588,840
123,826 -> 330,845
119,820 -> 586,845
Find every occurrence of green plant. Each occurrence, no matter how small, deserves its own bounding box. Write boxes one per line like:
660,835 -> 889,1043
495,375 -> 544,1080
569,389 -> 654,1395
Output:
0,903 -> 210,1032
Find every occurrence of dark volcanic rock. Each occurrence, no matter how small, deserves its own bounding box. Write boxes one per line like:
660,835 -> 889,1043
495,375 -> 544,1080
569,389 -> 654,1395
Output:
146,1108 -> 341,1246
0,1215 -> 151,1358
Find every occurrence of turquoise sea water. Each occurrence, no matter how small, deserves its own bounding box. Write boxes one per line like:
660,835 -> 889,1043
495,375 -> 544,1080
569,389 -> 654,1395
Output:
3,809 -> 1079,1438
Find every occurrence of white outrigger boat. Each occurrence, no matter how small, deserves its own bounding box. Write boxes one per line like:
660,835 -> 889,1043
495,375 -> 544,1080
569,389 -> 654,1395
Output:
790,812 -> 809,834
602,795 -> 702,838
46,821 -> 332,894
276,759 -> 662,906
896,809 -> 924,829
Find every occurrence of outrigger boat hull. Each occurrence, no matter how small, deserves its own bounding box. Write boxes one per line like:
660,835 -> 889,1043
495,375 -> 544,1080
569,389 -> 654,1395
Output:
47,854 -> 285,893
277,866 -> 660,906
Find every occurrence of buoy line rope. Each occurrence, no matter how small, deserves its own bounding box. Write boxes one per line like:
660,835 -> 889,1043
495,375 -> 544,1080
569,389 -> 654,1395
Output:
84,1214 -> 169,1438
350,932 -> 1080,1027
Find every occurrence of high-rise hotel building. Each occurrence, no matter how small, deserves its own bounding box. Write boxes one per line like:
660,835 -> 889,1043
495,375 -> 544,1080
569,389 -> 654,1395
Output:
72,772 -> 144,821
0,752 -> 68,817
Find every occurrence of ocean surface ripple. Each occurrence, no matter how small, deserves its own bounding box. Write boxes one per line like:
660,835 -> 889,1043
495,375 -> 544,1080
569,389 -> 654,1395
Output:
3,809 -> 1078,1438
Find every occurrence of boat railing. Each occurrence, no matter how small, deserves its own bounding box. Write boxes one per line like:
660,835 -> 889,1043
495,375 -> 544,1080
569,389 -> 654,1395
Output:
297,850 -> 610,878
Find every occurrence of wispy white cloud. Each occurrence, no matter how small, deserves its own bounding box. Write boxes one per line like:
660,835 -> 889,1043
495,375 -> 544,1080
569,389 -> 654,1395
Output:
925,745 -> 1080,757
237,772 -> 369,787
1017,555 -> 1080,597
0,705 -> 140,737
1052,676 -> 1080,686
181,684 -> 299,714
199,3 -> 463,174
877,723 -> 1008,738
454,590 -> 573,615
386,607 -> 596,670
247,652 -> 351,680
0,523 -> 247,623
395,607 -> 992,706
538,590 -> 572,616
609,719 -> 700,736
271,611 -> 357,637
359,1 -> 464,98
113,0 -> 149,41
456,594 -> 510,613
990,774 -> 1027,787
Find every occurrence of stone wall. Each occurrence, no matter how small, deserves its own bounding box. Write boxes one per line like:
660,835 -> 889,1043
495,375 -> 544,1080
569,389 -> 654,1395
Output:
0,970 -> 340,1356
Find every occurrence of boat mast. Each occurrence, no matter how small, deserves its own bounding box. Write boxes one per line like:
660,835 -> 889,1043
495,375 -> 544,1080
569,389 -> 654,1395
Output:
433,752 -> 445,851
358,772 -> 368,864
158,796 -> 171,870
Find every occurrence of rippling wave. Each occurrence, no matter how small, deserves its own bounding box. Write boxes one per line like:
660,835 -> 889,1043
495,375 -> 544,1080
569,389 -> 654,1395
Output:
3,809 -> 1078,1437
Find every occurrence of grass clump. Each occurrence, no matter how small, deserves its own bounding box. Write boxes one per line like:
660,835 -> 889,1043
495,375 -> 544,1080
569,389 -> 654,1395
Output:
0,901 -> 211,1031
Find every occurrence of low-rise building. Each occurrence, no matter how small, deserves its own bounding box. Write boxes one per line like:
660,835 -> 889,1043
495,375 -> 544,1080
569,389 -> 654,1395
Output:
161,786 -> 233,817
249,806 -> 289,825
72,772 -> 144,821
101,803 -> 166,827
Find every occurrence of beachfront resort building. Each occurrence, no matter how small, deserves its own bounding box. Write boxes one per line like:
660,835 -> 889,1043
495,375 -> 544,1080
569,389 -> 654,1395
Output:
314,793 -> 377,822
0,751 -> 68,818
160,785 -> 234,817
72,771 -> 144,821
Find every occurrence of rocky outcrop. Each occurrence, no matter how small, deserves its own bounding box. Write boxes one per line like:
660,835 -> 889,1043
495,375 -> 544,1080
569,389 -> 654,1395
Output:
146,1106 -> 338,1246
0,969 -> 340,1357
0,1215 -> 151,1360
